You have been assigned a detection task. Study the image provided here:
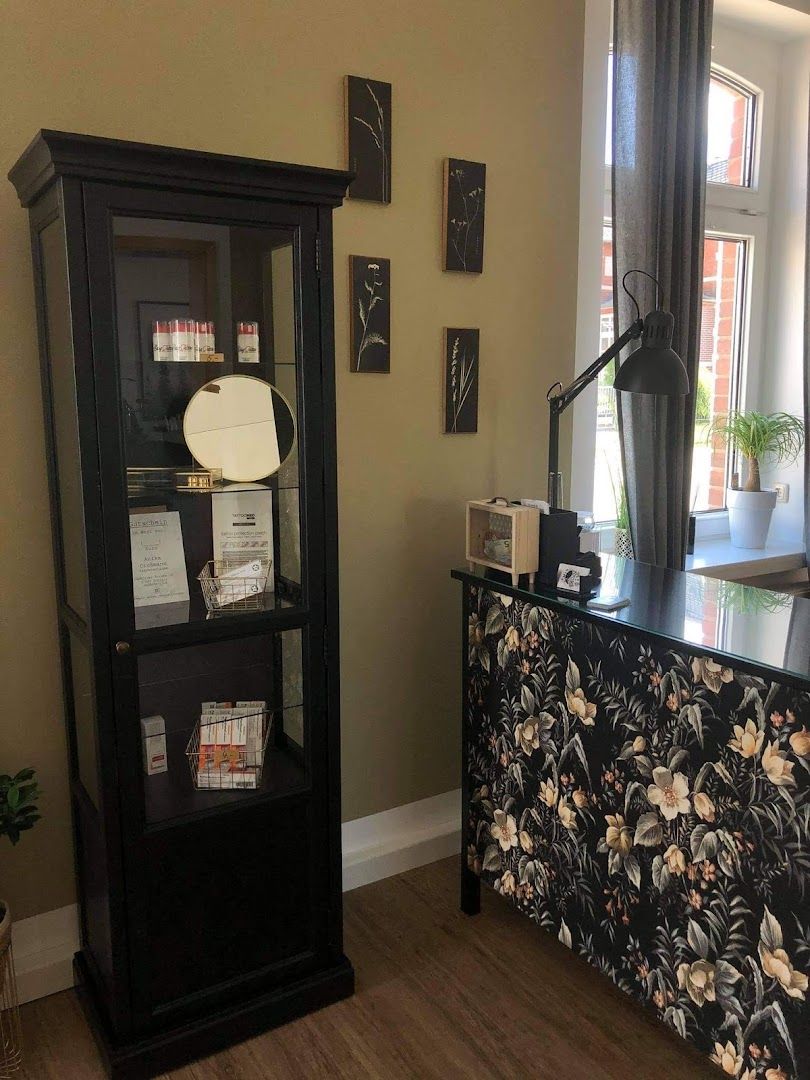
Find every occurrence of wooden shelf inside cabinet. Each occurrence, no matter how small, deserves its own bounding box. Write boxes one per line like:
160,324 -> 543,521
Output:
143,731 -> 308,829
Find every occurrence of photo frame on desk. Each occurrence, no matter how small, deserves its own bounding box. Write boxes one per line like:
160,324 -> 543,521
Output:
556,563 -> 593,599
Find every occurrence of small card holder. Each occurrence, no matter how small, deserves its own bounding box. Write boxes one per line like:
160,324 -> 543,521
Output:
556,562 -> 596,599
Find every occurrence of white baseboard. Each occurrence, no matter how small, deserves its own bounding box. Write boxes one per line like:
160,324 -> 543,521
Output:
10,788 -> 461,1003
341,787 -> 461,892
12,903 -> 79,1005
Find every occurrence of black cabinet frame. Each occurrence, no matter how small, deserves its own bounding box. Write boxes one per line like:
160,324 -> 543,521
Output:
9,131 -> 354,1078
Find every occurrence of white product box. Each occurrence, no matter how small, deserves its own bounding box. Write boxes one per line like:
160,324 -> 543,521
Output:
141,714 -> 168,775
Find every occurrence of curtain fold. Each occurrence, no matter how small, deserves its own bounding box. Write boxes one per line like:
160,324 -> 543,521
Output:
612,0 -> 713,570
804,82 -> 810,573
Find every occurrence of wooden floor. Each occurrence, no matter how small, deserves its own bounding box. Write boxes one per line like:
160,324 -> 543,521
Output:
17,856 -> 717,1079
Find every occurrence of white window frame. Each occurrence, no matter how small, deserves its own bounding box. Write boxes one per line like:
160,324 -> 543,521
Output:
571,13 -> 770,534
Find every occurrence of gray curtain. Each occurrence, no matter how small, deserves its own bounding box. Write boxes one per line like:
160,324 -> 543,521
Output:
612,0 -> 713,570
804,85 -> 810,574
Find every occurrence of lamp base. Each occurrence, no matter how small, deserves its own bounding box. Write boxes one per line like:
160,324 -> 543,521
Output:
538,508 -> 579,586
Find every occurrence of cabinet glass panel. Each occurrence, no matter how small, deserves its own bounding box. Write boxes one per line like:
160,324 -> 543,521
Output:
68,629 -> 100,809
40,218 -> 90,622
111,218 -> 302,630
138,630 -> 307,827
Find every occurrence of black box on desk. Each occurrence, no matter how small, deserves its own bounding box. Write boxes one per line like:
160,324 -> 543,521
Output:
538,508 -> 580,587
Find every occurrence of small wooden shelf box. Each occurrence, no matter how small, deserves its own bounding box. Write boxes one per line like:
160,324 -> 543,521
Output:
466,499 -> 540,588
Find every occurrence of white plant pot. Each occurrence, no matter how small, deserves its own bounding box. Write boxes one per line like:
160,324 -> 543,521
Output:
614,527 -> 634,559
727,488 -> 777,549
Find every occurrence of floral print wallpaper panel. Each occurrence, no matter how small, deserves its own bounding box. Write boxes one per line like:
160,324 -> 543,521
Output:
463,582 -> 810,1080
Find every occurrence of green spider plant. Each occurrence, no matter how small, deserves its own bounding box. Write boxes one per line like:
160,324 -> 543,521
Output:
707,410 -> 804,492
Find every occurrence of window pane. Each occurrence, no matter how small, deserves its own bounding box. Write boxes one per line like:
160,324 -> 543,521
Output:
692,236 -> 747,512
707,74 -> 755,187
606,67 -> 756,186
592,230 -> 747,519
594,226 -> 621,522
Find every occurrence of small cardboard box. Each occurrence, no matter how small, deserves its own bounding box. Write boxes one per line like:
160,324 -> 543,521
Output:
140,714 -> 168,776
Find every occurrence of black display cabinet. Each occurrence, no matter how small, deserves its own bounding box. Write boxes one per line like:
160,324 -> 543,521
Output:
9,131 -> 354,1078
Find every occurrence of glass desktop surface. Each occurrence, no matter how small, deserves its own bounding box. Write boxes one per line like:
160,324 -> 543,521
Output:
454,554 -> 810,684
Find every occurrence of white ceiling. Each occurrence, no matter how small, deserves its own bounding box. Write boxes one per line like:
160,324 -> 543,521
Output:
714,0 -> 810,41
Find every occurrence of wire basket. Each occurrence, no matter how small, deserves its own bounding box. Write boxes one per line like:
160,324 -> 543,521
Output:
197,559 -> 269,613
186,710 -> 272,791
0,904 -> 22,1078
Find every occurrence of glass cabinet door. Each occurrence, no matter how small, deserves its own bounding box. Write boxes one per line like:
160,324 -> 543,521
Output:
82,183 -> 327,830
110,215 -> 303,631
82,184 -> 329,1019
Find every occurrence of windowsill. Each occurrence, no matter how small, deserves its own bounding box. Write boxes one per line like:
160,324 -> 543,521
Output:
686,536 -> 806,580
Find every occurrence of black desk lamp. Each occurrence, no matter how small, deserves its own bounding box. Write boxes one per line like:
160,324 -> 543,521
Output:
546,270 -> 690,508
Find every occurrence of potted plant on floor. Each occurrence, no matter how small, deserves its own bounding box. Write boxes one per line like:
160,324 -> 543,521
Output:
708,410 -> 805,549
0,767 -> 41,1074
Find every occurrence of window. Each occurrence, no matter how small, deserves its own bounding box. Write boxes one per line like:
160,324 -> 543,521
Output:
593,230 -> 749,520
605,62 -> 757,187
592,65 -> 759,523
706,72 -> 757,188
694,235 -> 748,510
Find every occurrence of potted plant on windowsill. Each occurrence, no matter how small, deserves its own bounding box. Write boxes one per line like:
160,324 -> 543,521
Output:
608,467 -> 633,559
708,411 -> 805,549
0,767 -> 41,1072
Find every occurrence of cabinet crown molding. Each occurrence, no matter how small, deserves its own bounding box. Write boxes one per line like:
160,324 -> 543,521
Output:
9,129 -> 354,208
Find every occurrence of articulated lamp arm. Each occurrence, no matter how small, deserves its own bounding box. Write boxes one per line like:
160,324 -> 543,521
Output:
546,317 -> 644,508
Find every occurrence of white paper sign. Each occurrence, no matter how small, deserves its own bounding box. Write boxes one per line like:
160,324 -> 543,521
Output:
129,511 -> 190,608
212,487 -> 274,583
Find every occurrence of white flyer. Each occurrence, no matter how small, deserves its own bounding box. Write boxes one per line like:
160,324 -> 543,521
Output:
129,511 -> 189,608
212,487 -> 274,583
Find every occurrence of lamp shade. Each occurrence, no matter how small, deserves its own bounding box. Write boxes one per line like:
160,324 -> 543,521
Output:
613,310 -> 690,396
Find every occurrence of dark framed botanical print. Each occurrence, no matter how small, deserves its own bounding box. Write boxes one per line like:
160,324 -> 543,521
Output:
444,328 -> 479,433
345,76 -> 392,204
443,159 -> 486,274
350,256 -> 390,373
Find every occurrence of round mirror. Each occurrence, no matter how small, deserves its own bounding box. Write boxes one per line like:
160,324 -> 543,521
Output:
182,375 -> 296,482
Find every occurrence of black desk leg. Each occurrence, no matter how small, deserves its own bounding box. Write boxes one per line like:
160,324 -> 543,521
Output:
461,861 -> 481,916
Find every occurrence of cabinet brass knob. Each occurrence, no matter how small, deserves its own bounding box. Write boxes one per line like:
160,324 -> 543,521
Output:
115,641 -> 131,655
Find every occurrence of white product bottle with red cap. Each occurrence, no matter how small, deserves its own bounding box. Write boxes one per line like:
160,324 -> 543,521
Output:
170,318 -> 194,362
194,320 -> 206,361
237,321 -> 260,363
152,320 -> 171,362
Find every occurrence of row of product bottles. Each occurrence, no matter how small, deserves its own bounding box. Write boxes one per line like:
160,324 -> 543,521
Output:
152,320 -> 260,363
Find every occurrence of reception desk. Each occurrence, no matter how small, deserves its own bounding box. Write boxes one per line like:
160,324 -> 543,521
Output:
453,557 -> 810,1080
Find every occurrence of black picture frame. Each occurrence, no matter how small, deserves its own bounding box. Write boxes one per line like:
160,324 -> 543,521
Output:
345,76 -> 392,204
444,327 -> 479,433
443,159 -> 486,274
350,256 -> 390,373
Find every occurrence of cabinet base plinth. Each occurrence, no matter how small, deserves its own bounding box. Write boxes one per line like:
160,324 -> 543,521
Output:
73,951 -> 355,1079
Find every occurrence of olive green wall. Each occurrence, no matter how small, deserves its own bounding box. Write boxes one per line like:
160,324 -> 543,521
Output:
0,0 -> 584,920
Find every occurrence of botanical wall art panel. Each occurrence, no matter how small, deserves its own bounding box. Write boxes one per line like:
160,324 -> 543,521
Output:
350,256 -> 390,373
443,158 -> 486,274
345,75 -> 392,204
444,328 -> 479,434
462,580 -> 810,1080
